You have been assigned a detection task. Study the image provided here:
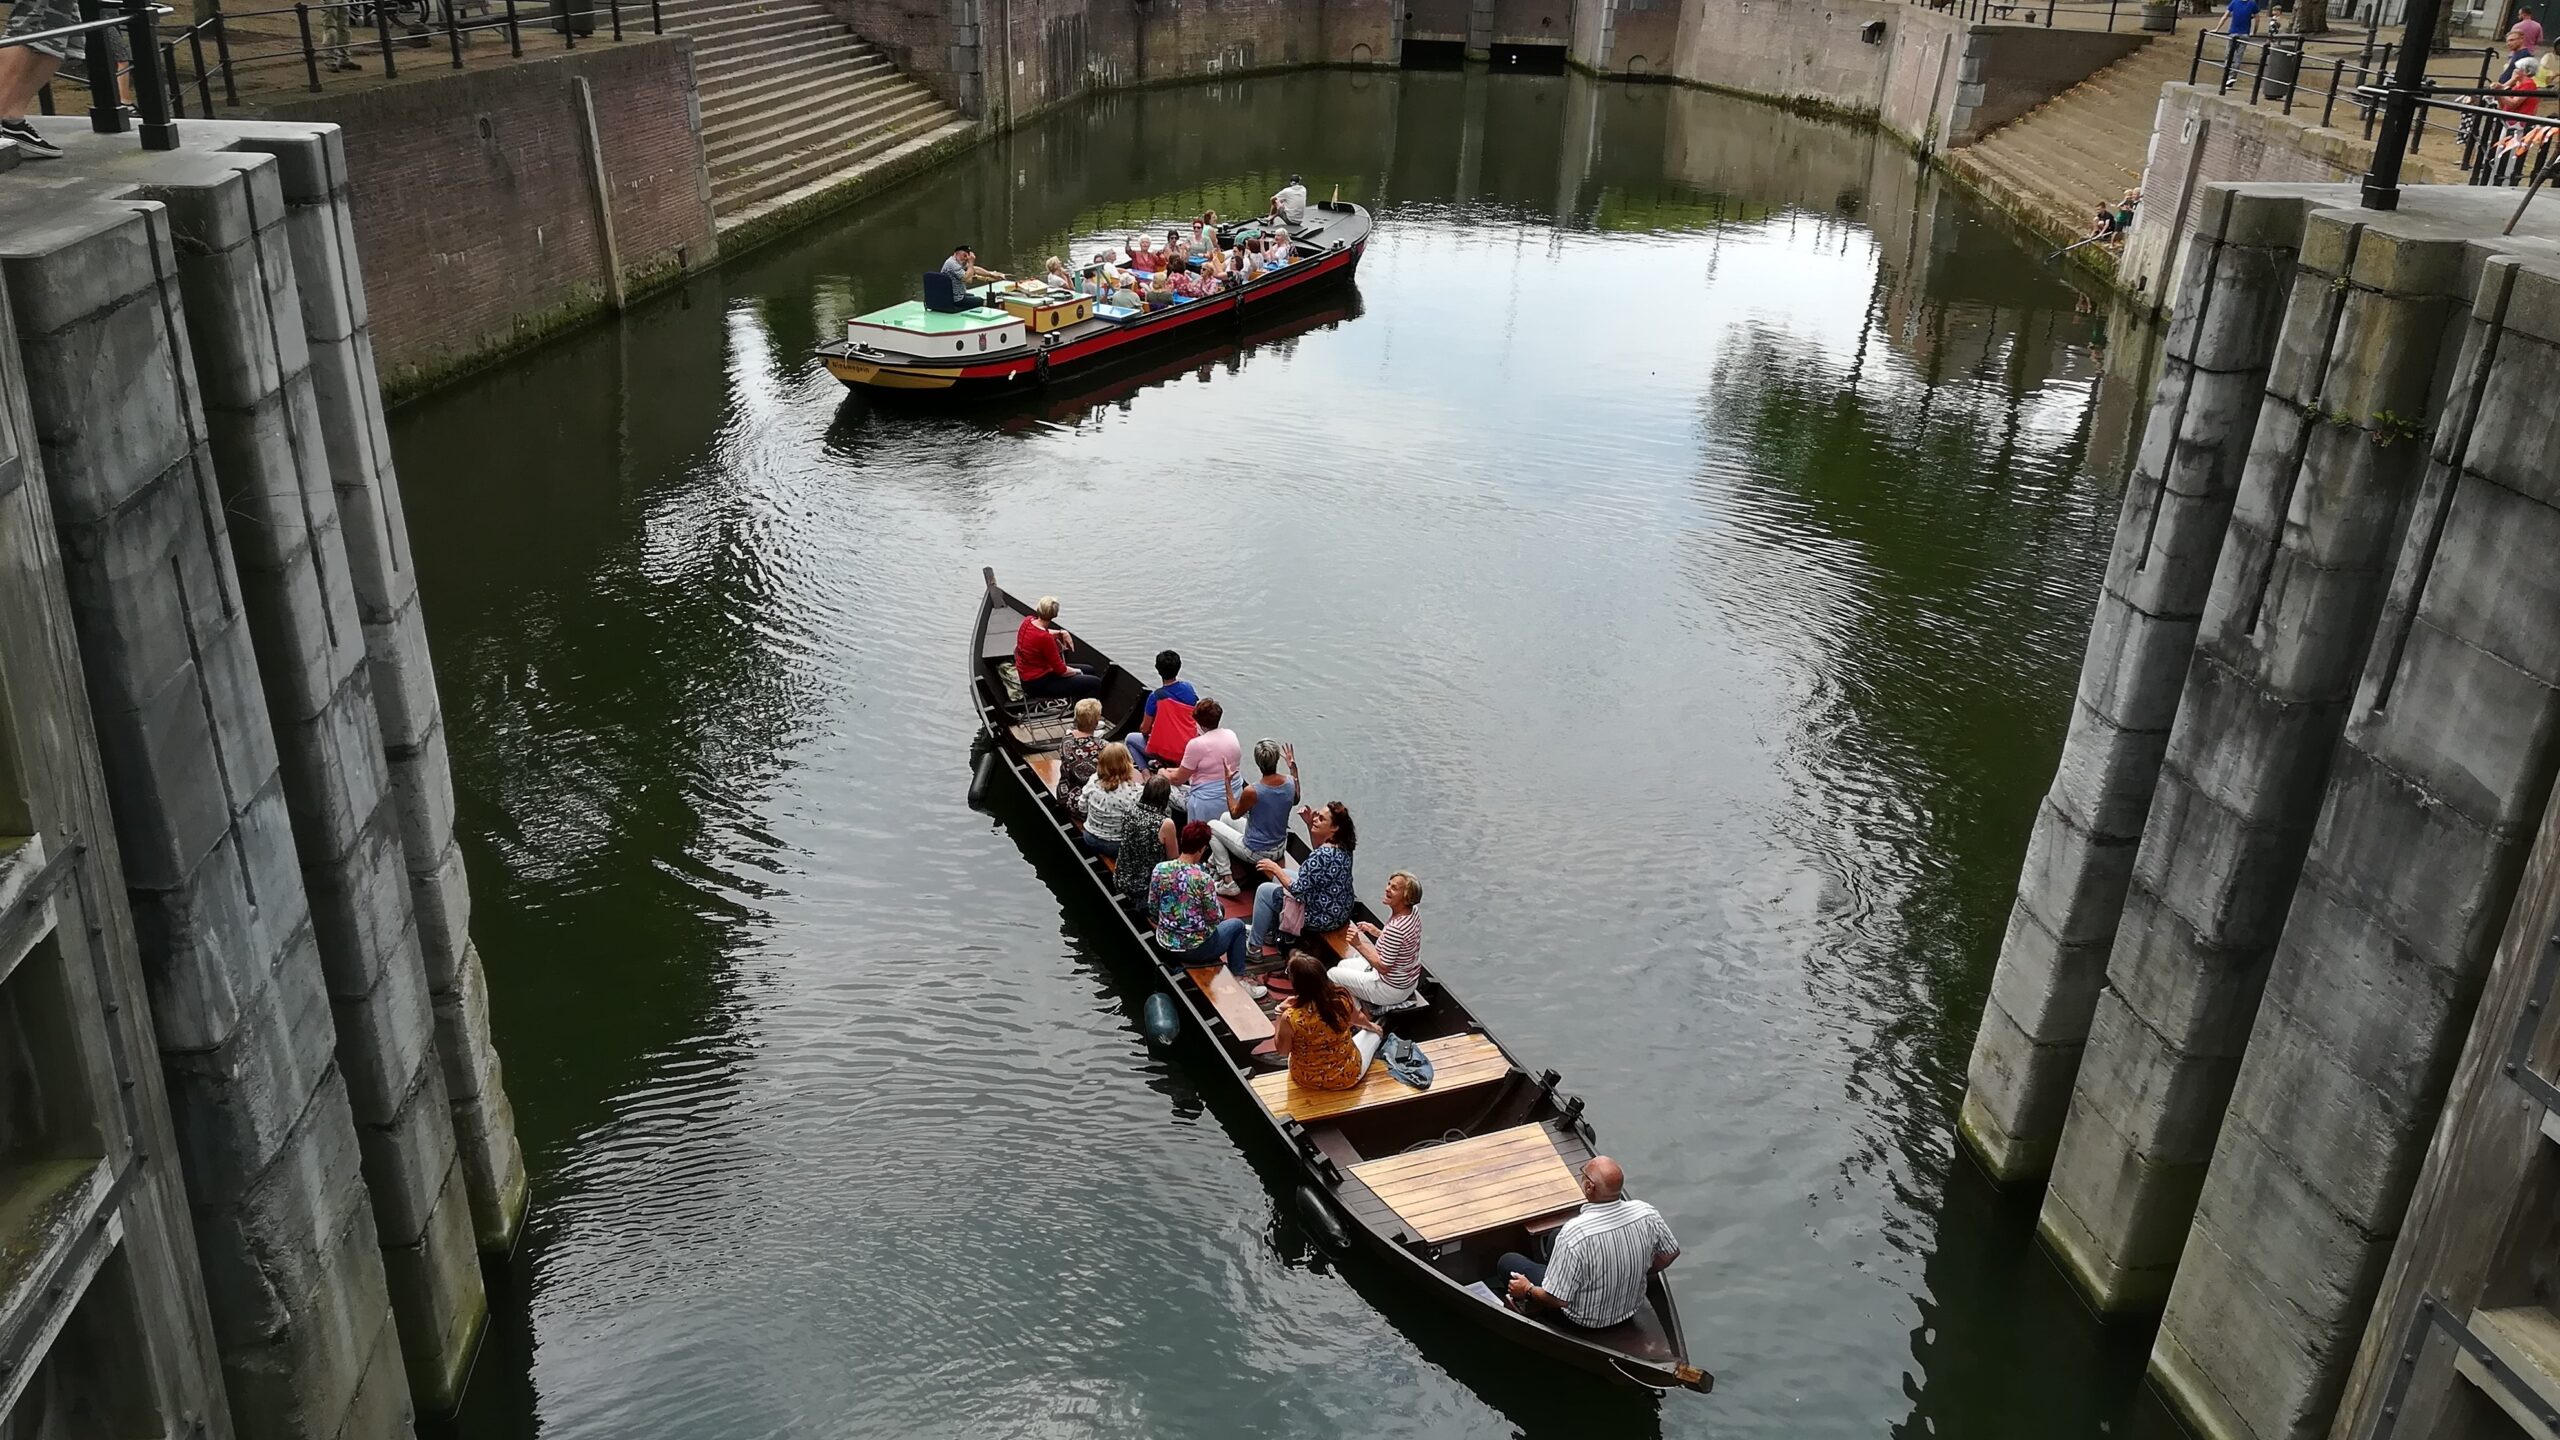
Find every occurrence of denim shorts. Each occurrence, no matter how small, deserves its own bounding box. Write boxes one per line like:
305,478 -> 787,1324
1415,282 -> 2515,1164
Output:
6,0 -> 121,61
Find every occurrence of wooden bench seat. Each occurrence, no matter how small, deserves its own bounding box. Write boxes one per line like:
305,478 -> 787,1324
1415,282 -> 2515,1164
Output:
1350,1123 -> 1583,1244
1186,966 -> 1274,1044
1027,754 -> 1060,791
1249,1032 -> 1509,1122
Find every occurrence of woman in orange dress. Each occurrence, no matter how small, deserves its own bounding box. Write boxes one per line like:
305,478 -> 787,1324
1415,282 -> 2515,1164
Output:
1271,951 -> 1384,1090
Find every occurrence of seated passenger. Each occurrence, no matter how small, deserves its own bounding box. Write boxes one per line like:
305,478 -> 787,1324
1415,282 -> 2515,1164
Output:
1148,271 -> 1176,311
1114,776 -> 1179,911
1332,872 -> 1422,1009
1497,1157 -> 1681,1329
1165,228 -> 1189,264
1208,740 -> 1297,873
1075,744 -> 1142,858
1127,238 -> 1160,274
1194,210 -> 1220,248
1249,800 -> 1356,954
1271,950 -> 1383,1090
1054,698 -> 1107,825
1263,241 -> 1291,273
1150,821 -> 1259,994
1200,245 -> 1229,285
1044,255 -> 1074,288
1129,650 -> 1199,770
1171,699 -> 1244,896
1171,268 -> 1211,299
1015,595 -> 1104,700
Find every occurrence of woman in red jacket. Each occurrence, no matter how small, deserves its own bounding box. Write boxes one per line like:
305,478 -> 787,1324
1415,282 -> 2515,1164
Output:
1015,596 -> 1104,701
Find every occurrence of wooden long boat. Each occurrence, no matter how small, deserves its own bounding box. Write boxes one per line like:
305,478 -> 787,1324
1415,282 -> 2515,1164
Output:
818,202 -> 1371,395
968,569 -> 1713,1396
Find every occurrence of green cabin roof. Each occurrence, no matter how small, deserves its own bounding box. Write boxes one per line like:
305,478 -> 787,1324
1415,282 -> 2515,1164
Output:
851,300 -> 1012,334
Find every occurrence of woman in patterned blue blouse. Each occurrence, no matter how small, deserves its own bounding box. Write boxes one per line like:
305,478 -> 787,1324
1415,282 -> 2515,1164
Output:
1248,801 -> 1358,956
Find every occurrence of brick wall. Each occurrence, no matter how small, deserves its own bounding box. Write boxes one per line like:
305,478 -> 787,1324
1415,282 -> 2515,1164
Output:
252,38 -> 716,394
961,0 -> 1383,123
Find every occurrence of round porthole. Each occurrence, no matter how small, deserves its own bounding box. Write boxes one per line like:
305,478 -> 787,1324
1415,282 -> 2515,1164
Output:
955,342 -> 965,352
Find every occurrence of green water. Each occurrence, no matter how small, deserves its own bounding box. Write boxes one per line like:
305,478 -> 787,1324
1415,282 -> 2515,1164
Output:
392,65 -> 2181,1439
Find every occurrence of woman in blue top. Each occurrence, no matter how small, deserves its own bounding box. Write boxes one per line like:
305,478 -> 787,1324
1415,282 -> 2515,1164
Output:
1248,800 -> 1357,957
1209,740 -> 1298,874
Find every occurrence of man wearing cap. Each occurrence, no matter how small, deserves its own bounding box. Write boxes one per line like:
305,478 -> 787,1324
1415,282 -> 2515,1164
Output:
1269,174 -> 1309,231
942,244 -> 1007,289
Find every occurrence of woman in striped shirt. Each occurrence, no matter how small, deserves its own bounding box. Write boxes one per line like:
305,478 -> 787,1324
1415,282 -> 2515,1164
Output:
1330,872 -> 1422,1009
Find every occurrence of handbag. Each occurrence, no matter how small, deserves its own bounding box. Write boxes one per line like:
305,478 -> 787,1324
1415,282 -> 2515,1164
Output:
1382,1035 -> 1434,1090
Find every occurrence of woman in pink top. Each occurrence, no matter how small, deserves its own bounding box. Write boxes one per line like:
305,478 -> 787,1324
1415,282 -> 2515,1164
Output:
1169,699 -> 1244,894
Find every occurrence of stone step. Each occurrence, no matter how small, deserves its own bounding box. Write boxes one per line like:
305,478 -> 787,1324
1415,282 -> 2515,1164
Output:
714,99 -> 954,210
682,8 -> 850,54
658,0 -> 852,29
707,81 -> 939,172
694,28 -> 867,80
718,115 -> 979,230
701,58 -> 897,127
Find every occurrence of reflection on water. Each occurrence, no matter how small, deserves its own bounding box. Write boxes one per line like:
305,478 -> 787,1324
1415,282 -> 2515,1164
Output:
396,65 -> 2170,1440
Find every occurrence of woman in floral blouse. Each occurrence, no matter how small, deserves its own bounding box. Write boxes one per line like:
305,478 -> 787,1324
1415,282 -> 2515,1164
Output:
1054,699 -> 1107,826
1149,821 -> 1258,995
1248,801 -> 1357,956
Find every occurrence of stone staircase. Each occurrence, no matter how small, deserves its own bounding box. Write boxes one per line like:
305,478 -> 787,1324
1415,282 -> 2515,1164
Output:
1948,36 -> 2199,246
653,0 -> 976,228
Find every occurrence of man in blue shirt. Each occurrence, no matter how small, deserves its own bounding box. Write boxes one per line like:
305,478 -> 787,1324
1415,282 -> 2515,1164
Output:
2225,0 -> 2260,35
1126,650 -> 1199,769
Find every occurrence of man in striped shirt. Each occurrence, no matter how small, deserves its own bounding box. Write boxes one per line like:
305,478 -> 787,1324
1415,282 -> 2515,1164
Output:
1499,1157 -> 1680,1328
1330,872 -> 1423,1007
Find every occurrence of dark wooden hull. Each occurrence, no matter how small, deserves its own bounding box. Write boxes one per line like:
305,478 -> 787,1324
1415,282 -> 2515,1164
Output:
820,204 -> 1371,395
968,570 -> 1710,1396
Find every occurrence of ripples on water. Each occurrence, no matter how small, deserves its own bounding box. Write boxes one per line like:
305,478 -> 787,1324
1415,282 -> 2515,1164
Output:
396,68 -> 2174,1440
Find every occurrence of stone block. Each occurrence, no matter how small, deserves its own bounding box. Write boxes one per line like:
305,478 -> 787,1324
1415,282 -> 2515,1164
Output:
2128,761 -> 2314,956
162,921 -> 339,1203
390,721 -> 460,884
2183,239 -> 2299,375
2463,329 -> 2560,510
431,949 -> 502,1104
2048,695 -> 2174,838
301,804 -> 416,1003
380,1160 -> 486,1413
364,602 -> 441,756
331,1302 -> 417,1440
2323,288 -> 2460,424
2412,474 -> 2560,686
2061,987 -> 2245,1167
207,1183 -> 399,1440
2278,409 -> 2431,575
2204,543 -> 2385,714
129,830 -> 261,1052
2265,270 -> 2346,408
2039,1154 -> 2186,1313
277,201 -> 358,346
2491,251 -> 2560,345
196,604 -> 287,812
448,1067 -> 529,1253
2131,356 -> 2191,488
171,220 -> 293,415
1960,1002 -> 2078,1183
0,192 -> 167,338
2160,369 -> 2268,516
274,677 -> 397,870
94,660 -> 233,894
140,149 -> 274,256
234,774 -> 311,945
2156,1194 -> 2379,1440
202,387 -> 312,579
189,1064 -> 372,1345
409,833 -> 471,988
2348,219 -> 2474,299
2105,882 -> 2278,1062
49,458 -> 202,716
2356,617 -> 2560,838
2157,654 -> 2345,830
19,273 -> 196,525
2077,594 -> 2199,734
2294,203 -> 2359,279
328,922 -> 436,1129
2009,802 -> 2139,955
2118,473 -> 2248,621
2303,744 -> 2516,971
355,1067 -> 460,1248
234,127 -> 347,207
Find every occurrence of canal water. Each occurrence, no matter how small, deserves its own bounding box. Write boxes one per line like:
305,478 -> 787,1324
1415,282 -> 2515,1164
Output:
394,67 -> 2176,1440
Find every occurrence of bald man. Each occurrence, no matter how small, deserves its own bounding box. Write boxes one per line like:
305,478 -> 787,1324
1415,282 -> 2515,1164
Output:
1499,1156 -> 1680,1328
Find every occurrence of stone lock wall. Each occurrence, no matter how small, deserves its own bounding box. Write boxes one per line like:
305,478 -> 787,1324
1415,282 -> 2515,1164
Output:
1958,179 -> 2560,1440
0,116 -> 530,1436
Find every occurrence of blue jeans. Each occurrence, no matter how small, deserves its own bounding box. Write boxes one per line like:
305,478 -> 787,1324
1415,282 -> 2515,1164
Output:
1250,880 -> 1291,953
1163,918 -> 1251,976
1077,830 -> 1120,859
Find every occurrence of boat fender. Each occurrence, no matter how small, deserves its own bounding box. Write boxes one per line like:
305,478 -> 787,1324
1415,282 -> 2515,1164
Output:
967,748 -> 1002,810
1035,348 -> 1051,381
1294,1185 -> 1351,1253
1141,992 -> 1181,1044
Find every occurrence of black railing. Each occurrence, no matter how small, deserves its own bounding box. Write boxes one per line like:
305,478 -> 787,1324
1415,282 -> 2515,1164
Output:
1905,0 -> 2163,34
10,0 -> 179,150
60,0 -> 663,120
2182,29 -> 2557,199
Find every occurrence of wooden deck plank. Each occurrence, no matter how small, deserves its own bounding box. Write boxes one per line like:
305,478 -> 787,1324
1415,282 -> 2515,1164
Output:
1027,755 -> 1059,792
1186,965 -> 1274,1044
1248,1033 -> 1508,1122
1350,1124 -> 1582,1244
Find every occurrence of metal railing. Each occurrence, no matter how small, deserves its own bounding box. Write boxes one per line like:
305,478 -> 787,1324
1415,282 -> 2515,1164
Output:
46,0 -> 662,121
8,0 -> 179,150
1905,0 -> 2170,34
2185,30 -> 2559,200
